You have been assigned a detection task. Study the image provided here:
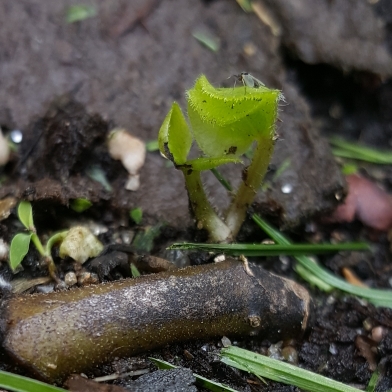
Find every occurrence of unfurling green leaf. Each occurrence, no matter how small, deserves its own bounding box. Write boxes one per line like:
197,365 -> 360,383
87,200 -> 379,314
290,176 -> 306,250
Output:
66,5 -> 97,24
130,207 -> 143,224
187,75 -> 280,158
17,201 -> 34,231
158,102 -> 192,165
9,233 -> 33,270
130,263 -> 141,277
70,198 -> 93,213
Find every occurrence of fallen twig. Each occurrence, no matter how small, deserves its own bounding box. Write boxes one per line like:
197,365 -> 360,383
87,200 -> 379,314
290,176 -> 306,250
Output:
0,259 -> 311,383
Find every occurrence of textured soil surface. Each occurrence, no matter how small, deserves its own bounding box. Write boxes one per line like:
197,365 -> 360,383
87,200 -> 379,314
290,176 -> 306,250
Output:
0,0 -> 392,391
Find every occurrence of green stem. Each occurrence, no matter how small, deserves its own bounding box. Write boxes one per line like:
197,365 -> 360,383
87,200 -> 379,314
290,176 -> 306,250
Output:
31,233 -> 46,257
183,169 -> 232,242
45,230 -> 69,256
31,233 -> 60,284
225,135 -> 274,238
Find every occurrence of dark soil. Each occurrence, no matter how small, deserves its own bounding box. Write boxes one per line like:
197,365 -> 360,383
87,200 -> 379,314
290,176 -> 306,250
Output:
0,0 -> 392,391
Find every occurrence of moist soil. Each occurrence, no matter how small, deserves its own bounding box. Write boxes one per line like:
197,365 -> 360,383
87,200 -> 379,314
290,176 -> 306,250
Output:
0,1 -> 392,391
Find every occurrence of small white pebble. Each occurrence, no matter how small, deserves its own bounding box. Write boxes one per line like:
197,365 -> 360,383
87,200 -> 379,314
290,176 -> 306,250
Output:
221,336 -> 231,347
214,254 -> 225,263
371,326 -> 386,343
64,272 -> 77,287
78,271 -> 99,286
363,317 -> 373,332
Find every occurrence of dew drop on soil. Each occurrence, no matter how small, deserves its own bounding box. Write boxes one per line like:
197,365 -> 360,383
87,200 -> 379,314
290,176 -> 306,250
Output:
281,183 -> 293,194
10,130 -> 23,143
329,343 -> 338,355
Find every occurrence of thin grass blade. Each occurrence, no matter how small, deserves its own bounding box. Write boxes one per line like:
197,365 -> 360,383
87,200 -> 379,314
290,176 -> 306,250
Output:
0,370 -> 66,392
221,346 -> 363,392
150,358 -> 239,392
252,214 -> 392,307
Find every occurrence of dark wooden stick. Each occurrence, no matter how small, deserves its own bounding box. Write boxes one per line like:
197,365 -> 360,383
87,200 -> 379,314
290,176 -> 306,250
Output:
0,259 -> 312,383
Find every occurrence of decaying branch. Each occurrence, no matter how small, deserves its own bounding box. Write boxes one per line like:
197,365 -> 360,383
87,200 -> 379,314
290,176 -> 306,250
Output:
0,259 -> 312,383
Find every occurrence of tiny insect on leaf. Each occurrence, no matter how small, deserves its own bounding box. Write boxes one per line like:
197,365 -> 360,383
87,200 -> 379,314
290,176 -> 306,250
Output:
234,72 -> 265,88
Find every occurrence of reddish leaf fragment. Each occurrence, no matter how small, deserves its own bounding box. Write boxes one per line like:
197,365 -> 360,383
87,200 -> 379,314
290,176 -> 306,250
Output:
329,174 -> 392,231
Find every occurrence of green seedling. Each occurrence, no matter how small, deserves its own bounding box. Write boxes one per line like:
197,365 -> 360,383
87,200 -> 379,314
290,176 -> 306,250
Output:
9,201 -> 68,283
130,207 -> 143,224
66,4 -> 97,24
158,74 -> 281,242
70,198 -> 92,212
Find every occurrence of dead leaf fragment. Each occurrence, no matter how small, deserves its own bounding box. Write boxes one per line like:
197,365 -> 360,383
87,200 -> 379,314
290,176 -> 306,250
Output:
328,174 -> 392,231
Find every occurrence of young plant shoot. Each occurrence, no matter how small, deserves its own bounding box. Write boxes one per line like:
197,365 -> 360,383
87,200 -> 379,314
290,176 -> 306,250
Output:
10,201 -> 67,283
158,74 -> 281,242
9,201 -> 103,283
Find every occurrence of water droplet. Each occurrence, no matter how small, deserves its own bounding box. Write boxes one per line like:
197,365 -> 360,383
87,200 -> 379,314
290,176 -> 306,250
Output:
10,129 -> 23,143
281,183 -> 293,194
335,190 -> 343,200
329,343 -> 338,355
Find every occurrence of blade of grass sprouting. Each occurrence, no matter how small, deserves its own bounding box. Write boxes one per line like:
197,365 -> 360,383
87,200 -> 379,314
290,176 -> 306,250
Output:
192,30 -> 220,52
168,242 -> 369,256
211,168 -> 233,192
0,370 -> 67,392
150,358 -> 239,392
220,346 -> 363,392
365,369 -> 380,392
66,5 -> 96,24
330,137 -> 392,164
146,139 -> 159,152
130,263 -> 141,277
294,262 -> 334,292
252,214 -> 392,307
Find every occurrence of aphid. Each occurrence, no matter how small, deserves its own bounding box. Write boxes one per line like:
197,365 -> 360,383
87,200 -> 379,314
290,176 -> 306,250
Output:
234,72 -> 265,88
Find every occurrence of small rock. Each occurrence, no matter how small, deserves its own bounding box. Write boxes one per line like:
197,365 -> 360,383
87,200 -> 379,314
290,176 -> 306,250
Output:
65,271 -> 77,287
78,272 -> 99,286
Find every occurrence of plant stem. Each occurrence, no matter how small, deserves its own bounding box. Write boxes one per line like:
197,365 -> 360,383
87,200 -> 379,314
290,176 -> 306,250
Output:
182,169 -> 232,242
31,233 -> 60,283
31,233 -> 46,257
225,135 -> 274,238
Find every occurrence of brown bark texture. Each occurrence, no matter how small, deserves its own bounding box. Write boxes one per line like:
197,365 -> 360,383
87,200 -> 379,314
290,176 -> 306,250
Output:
0,259 -> 311,382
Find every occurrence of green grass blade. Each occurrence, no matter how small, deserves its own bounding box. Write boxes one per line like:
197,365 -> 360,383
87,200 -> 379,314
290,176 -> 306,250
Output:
330,137 -> 392,164
211,168 -> 233,192
220,346 -> 362,392
0,370 -> 66,392
150,358 -> 239,392
45,230 -> 69,256
168,242 -> 370,256
365,369 -> 380,392
66,5 -> 96,24
252,214 -> 392,307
